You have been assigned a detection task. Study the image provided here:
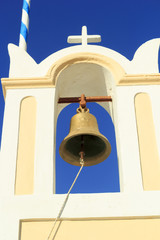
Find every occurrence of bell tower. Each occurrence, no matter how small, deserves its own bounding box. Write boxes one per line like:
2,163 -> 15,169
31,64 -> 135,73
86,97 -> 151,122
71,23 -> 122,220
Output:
1,26 -> 160,239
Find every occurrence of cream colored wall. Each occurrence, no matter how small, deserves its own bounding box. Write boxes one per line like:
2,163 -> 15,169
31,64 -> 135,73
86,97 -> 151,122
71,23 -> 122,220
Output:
21,218 -> 160,240
15,97 -> 37,195
135,93 -> 160,190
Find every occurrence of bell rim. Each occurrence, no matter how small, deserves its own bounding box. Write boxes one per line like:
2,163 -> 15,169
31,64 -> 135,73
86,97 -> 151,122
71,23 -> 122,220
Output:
59,132 -> 111,167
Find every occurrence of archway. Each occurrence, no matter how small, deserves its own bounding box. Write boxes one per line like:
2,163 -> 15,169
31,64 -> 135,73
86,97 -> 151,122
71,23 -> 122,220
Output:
50,53 -> 125,193
56,102 -> 120,193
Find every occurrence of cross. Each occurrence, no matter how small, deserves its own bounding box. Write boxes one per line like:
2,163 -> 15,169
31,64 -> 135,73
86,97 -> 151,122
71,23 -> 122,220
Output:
67,26 -> 101,46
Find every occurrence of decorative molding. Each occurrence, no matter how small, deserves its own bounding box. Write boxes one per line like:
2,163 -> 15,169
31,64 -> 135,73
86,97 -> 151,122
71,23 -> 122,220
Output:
1,77 -> 55,98
120,74 -> 160,86
2,52 -> 160,99
47,52 -> 125,85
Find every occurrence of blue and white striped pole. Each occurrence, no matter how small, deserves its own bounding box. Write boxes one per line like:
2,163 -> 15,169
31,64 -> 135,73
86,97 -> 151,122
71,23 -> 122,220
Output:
19,0 -> 31,51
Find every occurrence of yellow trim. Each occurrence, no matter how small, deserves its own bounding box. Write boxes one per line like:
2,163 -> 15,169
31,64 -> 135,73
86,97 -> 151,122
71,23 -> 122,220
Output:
20,218 -> 160,240
15,97 -> 37,195
120,74 -> 160,85
47,52 -> 125,85
1,77 -> 54,98
135,93 -> 160,190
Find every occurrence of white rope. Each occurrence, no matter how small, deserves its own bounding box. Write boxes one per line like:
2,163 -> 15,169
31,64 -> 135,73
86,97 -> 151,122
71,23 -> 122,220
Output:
46,160 -> 84,240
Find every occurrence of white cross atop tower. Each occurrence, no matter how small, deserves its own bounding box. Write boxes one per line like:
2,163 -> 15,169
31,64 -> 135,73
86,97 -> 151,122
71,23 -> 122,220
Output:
67,26 -> 101,46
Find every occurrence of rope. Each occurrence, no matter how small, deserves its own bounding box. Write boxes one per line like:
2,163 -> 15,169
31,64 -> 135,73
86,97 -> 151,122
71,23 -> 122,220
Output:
46,159 -> 84,240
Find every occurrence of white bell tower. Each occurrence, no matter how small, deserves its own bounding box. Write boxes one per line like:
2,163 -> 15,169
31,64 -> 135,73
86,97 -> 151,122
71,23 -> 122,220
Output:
1,26 -> 160,239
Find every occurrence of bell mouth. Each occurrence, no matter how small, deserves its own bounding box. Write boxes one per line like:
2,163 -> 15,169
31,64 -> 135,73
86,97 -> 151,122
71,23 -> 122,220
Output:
59,133 -> 111,166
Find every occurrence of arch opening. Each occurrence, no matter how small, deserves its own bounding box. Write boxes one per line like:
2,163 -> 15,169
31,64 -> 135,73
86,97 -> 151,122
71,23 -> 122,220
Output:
53,58 -> 122,193
56,102 -> 120,193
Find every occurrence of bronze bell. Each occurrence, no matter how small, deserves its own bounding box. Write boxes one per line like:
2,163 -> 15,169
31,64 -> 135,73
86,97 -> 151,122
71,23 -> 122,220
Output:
59,106 -> 111,166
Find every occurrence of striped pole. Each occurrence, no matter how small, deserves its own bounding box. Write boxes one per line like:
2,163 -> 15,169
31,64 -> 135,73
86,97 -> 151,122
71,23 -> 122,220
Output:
19,0 -> 31,51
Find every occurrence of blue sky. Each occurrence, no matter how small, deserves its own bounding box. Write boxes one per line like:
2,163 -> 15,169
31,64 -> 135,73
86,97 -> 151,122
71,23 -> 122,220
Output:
0,0 -> 160,193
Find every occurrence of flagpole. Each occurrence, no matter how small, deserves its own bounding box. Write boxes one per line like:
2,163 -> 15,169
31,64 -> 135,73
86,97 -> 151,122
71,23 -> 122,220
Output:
19,0 -> 31,51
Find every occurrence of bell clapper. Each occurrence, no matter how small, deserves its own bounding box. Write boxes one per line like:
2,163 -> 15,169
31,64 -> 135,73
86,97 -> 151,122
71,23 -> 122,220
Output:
79,135 -> 85,166
80,156 -> 84,166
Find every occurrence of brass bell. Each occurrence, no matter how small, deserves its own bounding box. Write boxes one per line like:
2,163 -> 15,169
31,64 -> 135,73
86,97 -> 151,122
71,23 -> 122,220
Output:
59,106 -> 111,166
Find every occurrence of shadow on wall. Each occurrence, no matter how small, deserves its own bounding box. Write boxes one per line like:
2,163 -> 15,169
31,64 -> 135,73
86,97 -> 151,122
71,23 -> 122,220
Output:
0,84 -> 4,148
56,102 -> 120,194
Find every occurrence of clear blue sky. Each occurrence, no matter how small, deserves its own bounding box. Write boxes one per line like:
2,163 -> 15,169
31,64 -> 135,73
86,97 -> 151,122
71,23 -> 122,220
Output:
0,0 -> 160,193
